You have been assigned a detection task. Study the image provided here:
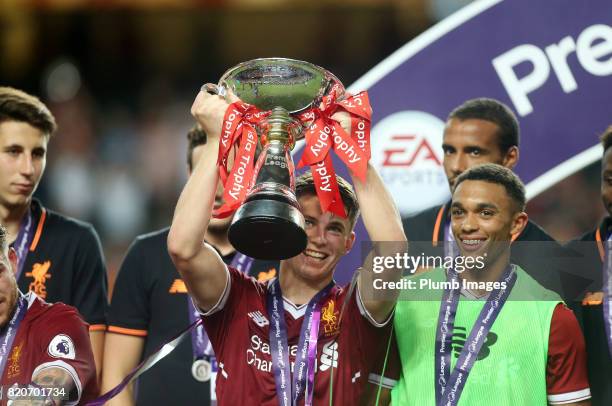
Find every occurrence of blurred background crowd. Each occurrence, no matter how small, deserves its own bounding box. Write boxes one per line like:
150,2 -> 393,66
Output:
0,0 -> 603,290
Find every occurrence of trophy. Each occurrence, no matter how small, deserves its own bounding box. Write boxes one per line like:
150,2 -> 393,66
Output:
204,58 -> 346,260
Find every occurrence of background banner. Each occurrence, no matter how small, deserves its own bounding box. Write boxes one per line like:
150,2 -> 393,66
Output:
295,0 -> 612,283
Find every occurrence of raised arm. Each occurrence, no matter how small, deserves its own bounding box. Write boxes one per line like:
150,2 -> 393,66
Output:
327,110 -> 406,322
167,90 -> 230,311
351,162 -> 407,323
325,108 -> 405,322
351,162 -> 405,243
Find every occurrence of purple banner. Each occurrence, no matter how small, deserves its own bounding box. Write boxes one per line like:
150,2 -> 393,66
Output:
295,0 -> 612,284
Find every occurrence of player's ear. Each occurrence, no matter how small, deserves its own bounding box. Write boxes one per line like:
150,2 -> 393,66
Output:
510,211 -> 528,237
8,248 -> 18,275
345,231 -> 356,254
502,146 -> 519,169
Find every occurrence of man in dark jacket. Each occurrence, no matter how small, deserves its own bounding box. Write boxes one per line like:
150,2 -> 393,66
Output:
564,125 -> 612,406
402,98 -> 567,297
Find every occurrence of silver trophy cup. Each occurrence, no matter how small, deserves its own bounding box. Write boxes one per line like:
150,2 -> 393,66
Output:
205,58 -> 345,260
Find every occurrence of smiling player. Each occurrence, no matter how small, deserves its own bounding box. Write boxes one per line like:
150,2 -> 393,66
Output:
392,164 -> 591,406
167,88 -> 406,404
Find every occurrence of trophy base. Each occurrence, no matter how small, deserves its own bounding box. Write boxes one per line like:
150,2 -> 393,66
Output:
229,200 -> 307,260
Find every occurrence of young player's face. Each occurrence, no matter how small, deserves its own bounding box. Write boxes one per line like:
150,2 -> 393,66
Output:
0,247 -> 19,328
450,180 -> 527,267
0,121 -> 48,210
442,119 -> 517,189
601,147 -> 612,216
285,193 -> 355,283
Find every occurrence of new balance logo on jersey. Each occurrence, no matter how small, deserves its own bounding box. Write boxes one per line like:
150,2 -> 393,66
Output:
248,311 -> 269,327
319,340 -> 338,371
452,326 -> 498,361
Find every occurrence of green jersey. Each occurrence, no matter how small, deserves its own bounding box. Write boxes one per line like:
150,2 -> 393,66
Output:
391,266 -> 561,405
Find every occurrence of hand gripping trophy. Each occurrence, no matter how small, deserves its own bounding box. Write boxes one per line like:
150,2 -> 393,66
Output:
203,58 -> 372,260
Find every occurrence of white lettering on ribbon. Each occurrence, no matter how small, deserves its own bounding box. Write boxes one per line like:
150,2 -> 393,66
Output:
314,161 -> 332,192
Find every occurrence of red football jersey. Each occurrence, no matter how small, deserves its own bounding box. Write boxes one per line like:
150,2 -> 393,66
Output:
202,267 -> 393,405
0,293 -> 98,405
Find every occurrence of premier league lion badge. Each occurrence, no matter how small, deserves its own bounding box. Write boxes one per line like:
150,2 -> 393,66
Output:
48,334 -> 76,360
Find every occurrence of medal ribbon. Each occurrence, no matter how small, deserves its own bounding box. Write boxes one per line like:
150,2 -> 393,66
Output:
87,319 -> 201,406
89,253 -> 255,406
0,295 -> 27,377
12,210 -> 34,281
304,308 -> 321,406
443,221 -> 459,259
434,265 -> 517,406
267,278 -> 335,406
604,236 -> 612,357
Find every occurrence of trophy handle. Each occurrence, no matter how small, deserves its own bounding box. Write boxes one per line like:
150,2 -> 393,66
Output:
201,83 -> 227,98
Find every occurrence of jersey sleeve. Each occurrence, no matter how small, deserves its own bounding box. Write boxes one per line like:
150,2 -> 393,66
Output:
32,304 -> 98,405
546,303 -> 591,405
349,283 -> 395,388
107,237 -> 151,337
200,267 -> 263,356
367,332 -> 400,390
70,224 -> 108,330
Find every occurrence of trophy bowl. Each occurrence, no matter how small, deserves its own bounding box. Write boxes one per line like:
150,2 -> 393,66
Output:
210,58 -> 345,260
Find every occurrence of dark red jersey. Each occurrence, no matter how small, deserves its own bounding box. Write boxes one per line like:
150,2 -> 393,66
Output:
202,267 -> 393,405
0,293 -> 98,405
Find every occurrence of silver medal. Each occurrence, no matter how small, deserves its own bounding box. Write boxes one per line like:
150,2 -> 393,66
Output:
192,359 -> 212,382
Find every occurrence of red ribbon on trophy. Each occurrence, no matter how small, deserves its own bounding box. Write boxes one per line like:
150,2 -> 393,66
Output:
297,89 -> 372,218
214,102 -> 269,218
213,90 -> 371,219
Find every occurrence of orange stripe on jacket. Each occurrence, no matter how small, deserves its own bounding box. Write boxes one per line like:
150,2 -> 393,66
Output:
29,208 -> 47,252
107,326 -> 148,337
432,206 -> 445,247
595,228 -> 605,262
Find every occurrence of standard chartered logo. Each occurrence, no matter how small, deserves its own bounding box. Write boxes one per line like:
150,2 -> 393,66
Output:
319,340 -> 338,371
245,335 -> 340,374
247,334 -> 297,373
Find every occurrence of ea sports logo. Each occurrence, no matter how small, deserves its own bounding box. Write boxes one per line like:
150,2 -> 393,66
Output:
371,111 -> 450,216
